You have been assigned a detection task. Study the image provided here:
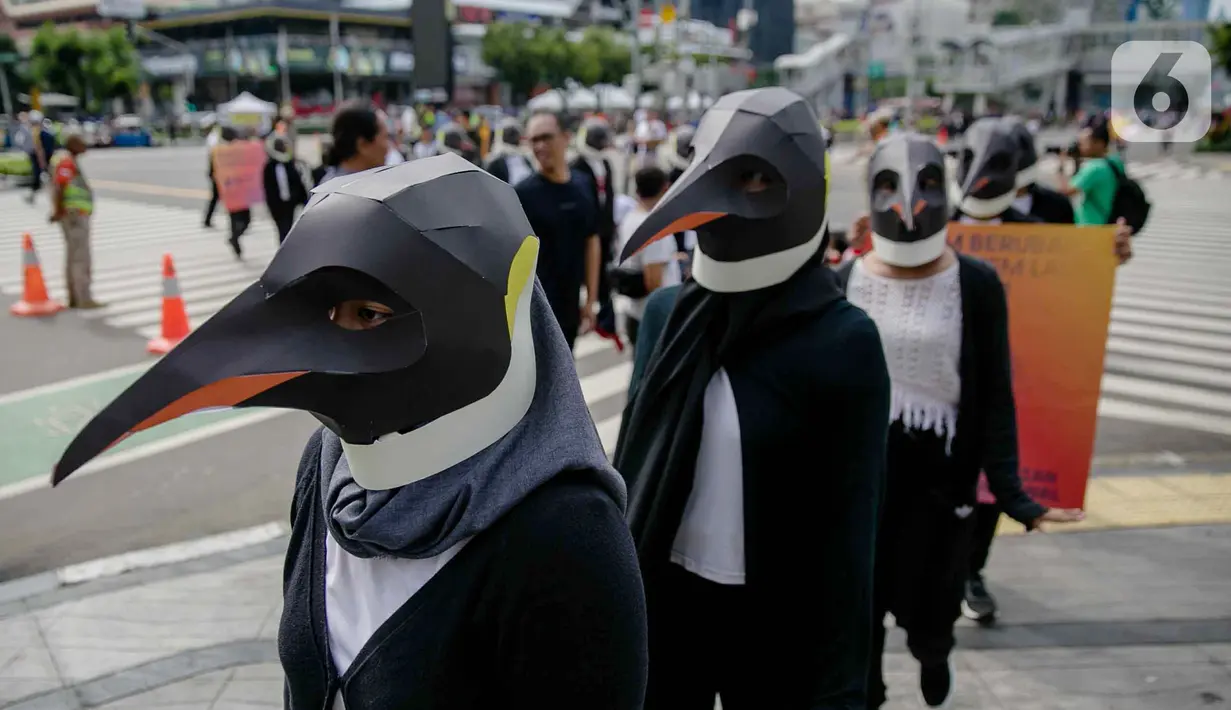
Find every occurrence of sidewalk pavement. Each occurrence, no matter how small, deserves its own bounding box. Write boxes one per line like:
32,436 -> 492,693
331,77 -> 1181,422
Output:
1,521 -> 1228,710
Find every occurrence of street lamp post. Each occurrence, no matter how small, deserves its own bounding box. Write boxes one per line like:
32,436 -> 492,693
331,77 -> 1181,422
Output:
904,0 -> 923,125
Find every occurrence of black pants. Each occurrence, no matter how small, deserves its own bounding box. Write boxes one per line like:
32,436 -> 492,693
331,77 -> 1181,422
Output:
868,423 -> 974,708
626,316 -> 641,351
270,205 -> 297,243
28,154 -> 42,195
204,180 -> 220,226
643,564 -> 756,710
228,209 -> 251,256
968,502 -> 1000,577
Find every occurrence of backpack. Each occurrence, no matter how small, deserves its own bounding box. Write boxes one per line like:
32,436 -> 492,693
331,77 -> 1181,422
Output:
1106,159 -> 1151,233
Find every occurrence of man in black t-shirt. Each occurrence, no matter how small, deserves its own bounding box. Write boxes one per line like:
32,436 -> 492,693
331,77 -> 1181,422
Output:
514,111 -> 602,351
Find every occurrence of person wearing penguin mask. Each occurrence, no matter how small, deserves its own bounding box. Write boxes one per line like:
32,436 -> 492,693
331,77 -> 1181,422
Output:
1003,116 -> 1075,223
437,122 -> 479,165
661,123 -> 700,263
833,133 -> 1085,709
571,116 -> 623,349
49,154 -> 648,710
483,117 -> 534,185
962,116 -> 1133,629
952,116 -> 1043,225
614,87 -> 892,709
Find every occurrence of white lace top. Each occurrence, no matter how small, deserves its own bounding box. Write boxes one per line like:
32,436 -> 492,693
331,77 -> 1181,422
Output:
847,259 -> 963,447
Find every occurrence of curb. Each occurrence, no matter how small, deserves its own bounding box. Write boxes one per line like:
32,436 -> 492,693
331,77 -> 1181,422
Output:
0,521 -> 288,606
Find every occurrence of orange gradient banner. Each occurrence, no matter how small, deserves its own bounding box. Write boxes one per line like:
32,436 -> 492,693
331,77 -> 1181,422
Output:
949,223 -> 1117,509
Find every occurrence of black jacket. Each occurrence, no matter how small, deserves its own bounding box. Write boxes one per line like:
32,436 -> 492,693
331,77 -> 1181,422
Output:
279,429 -> 647,710
263,159 -> 309,212
627,268 -> 890,708
834,255 -> 1046,527
570,154 -> 616,248
951,206 -> 1042,224
1026,184 -> 1076,224
484,152 -> 533,185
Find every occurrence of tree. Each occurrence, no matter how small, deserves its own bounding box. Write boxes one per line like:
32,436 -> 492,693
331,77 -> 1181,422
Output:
0,33 -> 32,99
1211,23 -> 1231,76
481,21 -> 543,102
29,22 -> 139,112
482,22 -> 632,101
991,9 -> 1024,25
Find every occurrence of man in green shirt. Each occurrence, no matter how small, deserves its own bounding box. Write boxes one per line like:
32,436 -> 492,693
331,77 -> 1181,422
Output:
1059,114 -> 1126,226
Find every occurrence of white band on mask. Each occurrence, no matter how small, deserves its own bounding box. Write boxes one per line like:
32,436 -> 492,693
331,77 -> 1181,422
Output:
1015,163 -> 1038,190
692,214 -> 827,293
870,228 -> 949,268
960,190 -> 1017,220
340,252 -> 539,491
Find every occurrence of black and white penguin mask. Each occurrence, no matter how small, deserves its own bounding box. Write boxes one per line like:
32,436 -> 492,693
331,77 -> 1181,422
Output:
619,87 -> 829,293
496,119 -> 523,151
955,117 -> 1020,219
1001,116 -> 1039,190
868,133 -> 950,268
52,154 -> 541,491
576,117 -> 612,160
666,125 -> 696,170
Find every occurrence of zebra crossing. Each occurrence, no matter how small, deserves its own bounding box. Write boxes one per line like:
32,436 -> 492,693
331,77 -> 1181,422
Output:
3,168 -> 1230,446
0,191 -> 635,452
1098,177 -> 1231,437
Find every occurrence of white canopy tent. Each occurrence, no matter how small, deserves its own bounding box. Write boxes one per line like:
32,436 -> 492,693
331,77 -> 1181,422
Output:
218,92 -> 279,133
527,89 -> 566,112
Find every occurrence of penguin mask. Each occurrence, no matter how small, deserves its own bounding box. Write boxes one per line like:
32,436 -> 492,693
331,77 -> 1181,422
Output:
666,125 -> 696,170
868,133 -> 950,268
492,118 -> 524,157
576,117 -> 612,160
619,87 -> 829,293
52,154 -> 541,491
956,117 -> 1020,219
1001,116 -> 1039,190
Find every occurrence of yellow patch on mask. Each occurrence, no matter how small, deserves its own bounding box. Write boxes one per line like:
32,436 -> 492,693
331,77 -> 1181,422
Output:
824,150 -> 831,205
505,236 -> 540,338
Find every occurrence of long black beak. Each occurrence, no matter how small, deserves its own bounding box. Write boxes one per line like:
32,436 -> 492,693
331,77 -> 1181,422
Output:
52,283 -> 310,486
618,165 -> 727,263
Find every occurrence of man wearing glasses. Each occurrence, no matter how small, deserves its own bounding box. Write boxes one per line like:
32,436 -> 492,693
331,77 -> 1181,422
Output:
514,111 -> 603,351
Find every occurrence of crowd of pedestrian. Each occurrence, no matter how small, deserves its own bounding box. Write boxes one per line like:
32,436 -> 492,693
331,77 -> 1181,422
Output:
36,85 -> 1155,710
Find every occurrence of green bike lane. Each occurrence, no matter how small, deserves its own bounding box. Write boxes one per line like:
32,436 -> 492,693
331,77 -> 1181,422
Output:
0,311 -> 287,499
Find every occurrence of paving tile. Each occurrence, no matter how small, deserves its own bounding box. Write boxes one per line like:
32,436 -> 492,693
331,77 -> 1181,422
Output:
213,662 -> 282,706
880,669 -> 1006,709
0,615 -> 65,704
30,558 -> 280,683
96,668 -> 233,709
980,665 -> 1231,710
963,646 -> 1213,671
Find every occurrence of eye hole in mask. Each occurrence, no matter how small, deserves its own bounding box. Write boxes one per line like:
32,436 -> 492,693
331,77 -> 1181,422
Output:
916,165 -> 944,192
873,170 -> 899,196
275,266 -> 415,330
711,155 -> 789,220
961,149 -> 975,179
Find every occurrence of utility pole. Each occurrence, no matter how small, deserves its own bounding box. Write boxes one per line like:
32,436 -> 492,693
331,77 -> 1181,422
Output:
629,0 -> 643,98
904,0 -> 923,125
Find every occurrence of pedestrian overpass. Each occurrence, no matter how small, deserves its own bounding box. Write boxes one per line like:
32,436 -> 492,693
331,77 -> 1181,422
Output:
775,19 -> 1219,116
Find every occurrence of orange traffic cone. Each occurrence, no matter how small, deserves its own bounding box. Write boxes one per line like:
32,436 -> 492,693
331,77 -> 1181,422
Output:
10,233 -> 65,317
147,254 -> 191,354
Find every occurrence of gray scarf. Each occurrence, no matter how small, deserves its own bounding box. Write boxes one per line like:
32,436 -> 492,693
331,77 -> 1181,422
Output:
320,283 -> 625,559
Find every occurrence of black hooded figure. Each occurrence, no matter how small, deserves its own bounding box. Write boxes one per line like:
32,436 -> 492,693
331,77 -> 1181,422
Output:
484,118 -> 534,185
614,87 -> 891,709
438,123 -> 479,165
835,133 -> 1081,708
1002,117 -> 1075,224
951,117 -> 1043,226
571,117 -> 622,345
663,124 -> 698,257
50,155 -> 648,710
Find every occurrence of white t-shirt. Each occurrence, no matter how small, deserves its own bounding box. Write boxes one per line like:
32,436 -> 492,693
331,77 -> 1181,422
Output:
617,205 -> 681,320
